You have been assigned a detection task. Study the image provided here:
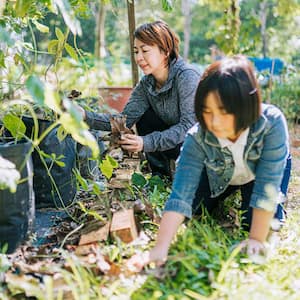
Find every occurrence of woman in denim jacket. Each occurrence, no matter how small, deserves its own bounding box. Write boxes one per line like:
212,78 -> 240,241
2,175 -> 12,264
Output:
128,55 -> 291,270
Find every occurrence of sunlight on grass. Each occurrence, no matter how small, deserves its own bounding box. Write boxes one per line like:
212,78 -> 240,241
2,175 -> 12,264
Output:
1,150 -> 299,300
132,171 -> 300,300
209,208 -> 300,300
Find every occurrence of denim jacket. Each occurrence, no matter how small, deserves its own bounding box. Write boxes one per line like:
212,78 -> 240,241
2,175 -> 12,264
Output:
164,104 -> 290,218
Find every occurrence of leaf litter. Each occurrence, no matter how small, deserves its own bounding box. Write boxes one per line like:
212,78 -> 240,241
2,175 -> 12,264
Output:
1,122 -> 300,299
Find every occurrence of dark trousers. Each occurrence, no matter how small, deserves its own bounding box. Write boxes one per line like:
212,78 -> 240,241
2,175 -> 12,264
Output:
275,153 -> 292,219
193,154 -> 292,230
136,108 -> 181,177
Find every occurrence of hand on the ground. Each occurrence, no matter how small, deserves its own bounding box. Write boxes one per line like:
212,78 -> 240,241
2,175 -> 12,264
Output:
118,134 -> 143,152
127,247 -> 168,273
239,238 -> 266,256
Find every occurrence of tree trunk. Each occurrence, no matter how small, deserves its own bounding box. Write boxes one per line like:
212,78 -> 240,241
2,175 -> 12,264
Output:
182,1 -> 192,61
94,2 -> 107,59
127,0 -> 139,87
229,0 -> 240,54
0,0 -> 6,16
259,0 -> 268,58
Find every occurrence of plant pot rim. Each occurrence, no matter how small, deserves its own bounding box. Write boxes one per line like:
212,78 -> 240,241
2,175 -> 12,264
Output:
98,86 -> 133,90
0,137 -> 30,146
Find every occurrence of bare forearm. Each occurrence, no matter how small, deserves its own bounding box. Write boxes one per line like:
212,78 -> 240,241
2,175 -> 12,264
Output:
155,212 -> 185,252
249,208 -> 273,242
126,211 -> 185,271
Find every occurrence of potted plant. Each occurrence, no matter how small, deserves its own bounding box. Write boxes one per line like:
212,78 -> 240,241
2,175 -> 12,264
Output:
98,86 -> 133,113
0,80 -> 101,251
21,114 -> 77,209
0,116 -> 34,254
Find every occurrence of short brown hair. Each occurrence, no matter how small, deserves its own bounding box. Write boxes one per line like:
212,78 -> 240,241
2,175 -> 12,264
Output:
134,20 -> 180,64
194,55 -> 261,133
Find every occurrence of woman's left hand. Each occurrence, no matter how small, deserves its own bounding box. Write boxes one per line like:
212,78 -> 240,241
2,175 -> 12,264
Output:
118,134 -> 144,152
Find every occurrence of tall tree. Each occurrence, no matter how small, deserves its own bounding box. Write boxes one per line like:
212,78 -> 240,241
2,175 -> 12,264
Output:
259,0 -> 268,57
94,1 -> 108,59
181,1 -> 192,60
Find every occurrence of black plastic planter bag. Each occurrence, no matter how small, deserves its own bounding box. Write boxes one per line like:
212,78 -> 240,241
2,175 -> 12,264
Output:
77,129 -> 106,180
0,139 -> 35,253
23,117 -> 77,208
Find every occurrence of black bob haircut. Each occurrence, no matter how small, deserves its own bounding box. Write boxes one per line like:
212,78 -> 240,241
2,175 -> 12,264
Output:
194,55 -> 261,134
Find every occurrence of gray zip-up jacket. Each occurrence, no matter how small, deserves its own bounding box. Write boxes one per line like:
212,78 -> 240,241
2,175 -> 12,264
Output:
85,57 -> 200,152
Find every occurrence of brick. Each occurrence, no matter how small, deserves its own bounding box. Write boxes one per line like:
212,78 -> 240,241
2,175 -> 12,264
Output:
110,209 -> 138,243
79,222 -> 110,245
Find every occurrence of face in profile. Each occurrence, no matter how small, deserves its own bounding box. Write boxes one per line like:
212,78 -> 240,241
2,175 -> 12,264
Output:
133,38 -> 168,76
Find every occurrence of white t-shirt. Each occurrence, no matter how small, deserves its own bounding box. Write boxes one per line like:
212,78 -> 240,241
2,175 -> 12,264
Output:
218,128 -> 255,185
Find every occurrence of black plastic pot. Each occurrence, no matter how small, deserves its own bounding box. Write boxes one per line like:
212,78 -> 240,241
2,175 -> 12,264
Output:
0,139 -> 35,253
22,117 -> 77,208
76,129 -> 106,180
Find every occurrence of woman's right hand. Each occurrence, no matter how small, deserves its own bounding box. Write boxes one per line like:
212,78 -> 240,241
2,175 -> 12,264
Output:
127,212 -> 184,272
127,246 -> 168,273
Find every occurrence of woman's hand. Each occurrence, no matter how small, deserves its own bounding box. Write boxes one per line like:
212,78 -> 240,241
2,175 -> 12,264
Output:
239,238 -> 266,256
127,246 -> 168,273
127,212 -> 184,272
118,134 -> 144,152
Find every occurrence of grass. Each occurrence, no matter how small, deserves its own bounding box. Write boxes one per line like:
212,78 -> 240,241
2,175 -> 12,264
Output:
132,168 -> 300,300
1,149 -> 300,300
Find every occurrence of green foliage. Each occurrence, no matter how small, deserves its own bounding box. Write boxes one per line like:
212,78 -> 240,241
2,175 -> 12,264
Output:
0,50 -> 4,68
1,3 -> 300,298
131,172 -> 147,188
64,42 -> 79,61
58,109 -> 100,159
162,0 -> 174,12
73,168 -> 89,191
31,19 -> 49,33
22,74 -> 100,158
270,70 -> 300,123
131,173 -> 170,220
148,175 -> 166,192
39,150 -> 66,168
77,201 -> 106,222
99,154 -> 118,179
132,216 -> 243,299
131,173 -> 166,192
25,75 -> 45,106
2,113 -> 26,140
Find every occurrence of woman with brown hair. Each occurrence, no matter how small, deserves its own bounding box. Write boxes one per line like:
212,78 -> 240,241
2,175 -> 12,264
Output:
82,20 -> 200,177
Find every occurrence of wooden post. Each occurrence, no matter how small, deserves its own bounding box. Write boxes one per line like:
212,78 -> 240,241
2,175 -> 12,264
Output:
127,0 -> 139,87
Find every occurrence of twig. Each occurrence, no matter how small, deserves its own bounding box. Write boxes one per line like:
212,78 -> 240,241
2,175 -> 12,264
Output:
59,223 -> 84,250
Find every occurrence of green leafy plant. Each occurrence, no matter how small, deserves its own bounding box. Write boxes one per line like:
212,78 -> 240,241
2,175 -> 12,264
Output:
270,70 -> 300,125
99,154 -> 118,180
2,114 -> 26,140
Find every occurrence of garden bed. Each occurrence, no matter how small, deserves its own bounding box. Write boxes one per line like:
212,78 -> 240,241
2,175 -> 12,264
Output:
1,125 -> 300,300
